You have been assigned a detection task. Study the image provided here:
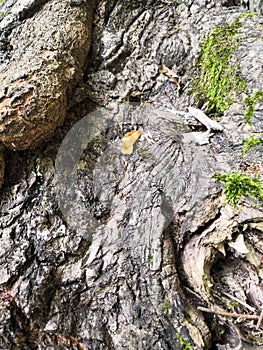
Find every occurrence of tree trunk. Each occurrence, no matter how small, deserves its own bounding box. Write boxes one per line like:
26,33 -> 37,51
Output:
0,1 -> 263,349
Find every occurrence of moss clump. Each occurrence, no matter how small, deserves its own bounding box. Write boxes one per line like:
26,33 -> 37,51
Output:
163,295 -> 169,315
242,134 -> 263,155
212,171 -> 263,207
176,334 -> 194,350
242,90 -> 263,154
243,90 -> 263,124
190,16 -> 247,116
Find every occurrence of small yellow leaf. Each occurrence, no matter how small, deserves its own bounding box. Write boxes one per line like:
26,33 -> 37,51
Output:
121,130 -> 142,155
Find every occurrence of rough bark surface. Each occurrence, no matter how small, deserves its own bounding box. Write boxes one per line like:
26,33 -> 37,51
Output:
0,0 -> 97,187
0,1 -> 263,350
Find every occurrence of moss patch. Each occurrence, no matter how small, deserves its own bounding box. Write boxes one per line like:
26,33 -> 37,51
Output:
243,90 -> 263,124
190,15 -> 248,116
242,134 -> 263,155
176,334 -> 194,350
212,171 -> 263,207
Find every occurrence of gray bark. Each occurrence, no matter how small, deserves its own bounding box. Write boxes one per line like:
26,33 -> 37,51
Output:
0,1 -> 263,349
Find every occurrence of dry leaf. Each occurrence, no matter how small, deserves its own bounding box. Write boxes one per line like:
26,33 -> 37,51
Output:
158,64 -> 180,87
121,130 -> 142,155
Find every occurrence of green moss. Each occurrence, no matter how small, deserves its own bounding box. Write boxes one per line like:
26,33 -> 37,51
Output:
163,295 -> 169,315
147,255 -> 153,266
212,171 -> 263,207
176,334 -> 194,350
227,300 -> 239,310
242,134 -> 263,155
190,16 -> 247,116
239,11 -> 257,18
243,90 -> 263,124
0,0 -> 4,16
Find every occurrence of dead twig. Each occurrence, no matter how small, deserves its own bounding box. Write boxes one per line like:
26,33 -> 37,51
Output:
222,291 -> 256,312
256,308 -> 263,329
184,286 -> 204,301
197,306 -> 261,324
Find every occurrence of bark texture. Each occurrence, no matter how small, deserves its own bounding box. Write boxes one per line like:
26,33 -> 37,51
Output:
0,0 -> 97,186
0,1 -> 263,350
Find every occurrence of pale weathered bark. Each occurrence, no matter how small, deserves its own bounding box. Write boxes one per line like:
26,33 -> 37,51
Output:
0,1 -> 263,350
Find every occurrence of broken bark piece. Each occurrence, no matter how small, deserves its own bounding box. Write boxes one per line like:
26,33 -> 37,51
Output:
188,107 -> 224,131
183,131 -> 212,145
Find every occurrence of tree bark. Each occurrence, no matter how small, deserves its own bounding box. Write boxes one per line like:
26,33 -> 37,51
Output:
0,1 -> 263,349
